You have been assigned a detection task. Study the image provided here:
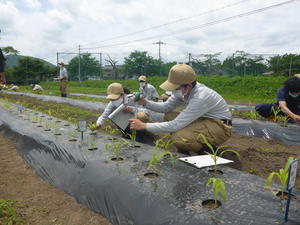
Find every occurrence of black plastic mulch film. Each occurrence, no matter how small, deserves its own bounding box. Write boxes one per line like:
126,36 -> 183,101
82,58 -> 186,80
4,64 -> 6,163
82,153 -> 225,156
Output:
2,91 -> 300,146
0,103 -> 300,225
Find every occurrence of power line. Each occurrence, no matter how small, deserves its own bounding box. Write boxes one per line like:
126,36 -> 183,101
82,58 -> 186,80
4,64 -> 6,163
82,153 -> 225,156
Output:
81,0 -> 250,49
81,0 -> 299,50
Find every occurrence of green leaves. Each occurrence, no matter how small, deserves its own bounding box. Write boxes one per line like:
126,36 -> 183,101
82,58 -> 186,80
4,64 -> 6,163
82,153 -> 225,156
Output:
264,157 -> 294,193
206,178 -> 227,204
199,134 -> 240,172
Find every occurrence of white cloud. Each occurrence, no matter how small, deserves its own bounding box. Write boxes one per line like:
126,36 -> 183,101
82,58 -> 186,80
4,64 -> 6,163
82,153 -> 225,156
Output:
1,0 -> 300,64
22,0 -> 41,9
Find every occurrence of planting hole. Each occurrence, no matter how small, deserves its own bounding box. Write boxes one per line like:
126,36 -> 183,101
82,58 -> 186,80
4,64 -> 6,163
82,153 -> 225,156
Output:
48,118 -> 52,120
89,132 -> 97,136
64,124 -> 70,127
34,112 -> 39,115
276,191 -> 297,200
88,147 -> 98,151
202,199 -> 221,209
40,115 -> 45,118
208,169 -> 223,175
111,157 -> 123,161
31,121 -> 38,123
144,172 -> 159,179
69,139 -> 77,142
54,133 -> 62,136
36,125 -> 43,128
44,129 -> 51,131
56,121 -> 62,123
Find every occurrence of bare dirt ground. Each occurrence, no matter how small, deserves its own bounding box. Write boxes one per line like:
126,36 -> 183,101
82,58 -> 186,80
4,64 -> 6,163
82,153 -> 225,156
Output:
0,136 -> 111,225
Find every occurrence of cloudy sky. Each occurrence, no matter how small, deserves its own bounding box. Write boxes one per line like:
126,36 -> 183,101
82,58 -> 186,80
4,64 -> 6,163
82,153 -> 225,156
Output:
1,0 -> 300,65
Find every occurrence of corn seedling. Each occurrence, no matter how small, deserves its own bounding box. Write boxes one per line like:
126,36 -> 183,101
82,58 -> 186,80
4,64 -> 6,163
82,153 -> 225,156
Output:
104,125 -> 117,141
264,157 -> 294,198
33,115 -> 39,122
206,178 -> 226,207
271,106 -> 282,122
2,103 -> 10,110
88,122 -> 98,131
247,111 -> 258,120
69,129 -> 77,138
199,134 -> 240,173
45,121 -> 50,130
156,134 -> 177,152
148,144 -> 175,171
106,139 -> 129,159
277,115 -> 289,127
47,109 -> 52,117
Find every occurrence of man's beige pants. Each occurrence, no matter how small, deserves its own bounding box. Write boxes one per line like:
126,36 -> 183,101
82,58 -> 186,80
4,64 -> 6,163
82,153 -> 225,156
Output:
60,79 -> 67,95
164,112 -> 232,153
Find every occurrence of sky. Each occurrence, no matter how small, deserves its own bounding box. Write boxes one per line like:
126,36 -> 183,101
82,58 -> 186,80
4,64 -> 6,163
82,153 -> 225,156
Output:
0,0 -> 300,65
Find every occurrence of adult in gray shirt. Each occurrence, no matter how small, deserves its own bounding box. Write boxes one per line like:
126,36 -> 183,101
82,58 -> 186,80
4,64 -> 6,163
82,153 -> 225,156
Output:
129,64 -> 232,154
138,75 -> 159,101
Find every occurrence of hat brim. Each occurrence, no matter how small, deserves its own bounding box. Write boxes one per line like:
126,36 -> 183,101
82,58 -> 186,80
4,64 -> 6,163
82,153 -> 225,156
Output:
138,78 -> 146,82
106,94 -> 121,100
159,80 -> 180,91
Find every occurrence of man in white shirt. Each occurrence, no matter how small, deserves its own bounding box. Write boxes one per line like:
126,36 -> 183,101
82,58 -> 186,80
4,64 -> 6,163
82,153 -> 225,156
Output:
9,84 -> 19,91
129,64 -> 232,154
138,75 -> 159,101
55,62 -> 68,97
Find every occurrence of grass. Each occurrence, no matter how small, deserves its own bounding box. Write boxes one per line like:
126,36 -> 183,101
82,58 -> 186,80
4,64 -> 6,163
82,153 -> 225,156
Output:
0,199 -> 22,225
15,75 -> 287,104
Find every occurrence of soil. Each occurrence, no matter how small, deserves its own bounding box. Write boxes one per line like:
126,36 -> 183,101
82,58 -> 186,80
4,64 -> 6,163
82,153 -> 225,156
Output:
0,136 -> 111,225
201,199 -> 221,209
223,133 -> 300,189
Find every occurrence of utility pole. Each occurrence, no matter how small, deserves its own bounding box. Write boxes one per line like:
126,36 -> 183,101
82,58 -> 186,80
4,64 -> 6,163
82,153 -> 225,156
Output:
188,53 -> 192,66
99,52 -> 102,79
78,45 -> 81,85
153,40 -> 166,76
56,52 -> 59,77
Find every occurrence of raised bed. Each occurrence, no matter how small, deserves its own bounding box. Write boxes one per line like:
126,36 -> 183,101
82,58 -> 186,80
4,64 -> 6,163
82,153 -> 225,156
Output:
0,102 -> 300,225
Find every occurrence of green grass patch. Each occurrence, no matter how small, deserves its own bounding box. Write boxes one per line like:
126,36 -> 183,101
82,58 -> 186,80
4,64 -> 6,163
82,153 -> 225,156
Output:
0,199 -> 22,225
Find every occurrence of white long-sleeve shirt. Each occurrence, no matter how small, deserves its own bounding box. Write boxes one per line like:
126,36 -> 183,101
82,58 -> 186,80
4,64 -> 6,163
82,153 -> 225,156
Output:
96,94 -> 134,126
59,67 -> 68,79
145,82 -> 231,133
140,83 -> 159,100
33,84 -> 43,91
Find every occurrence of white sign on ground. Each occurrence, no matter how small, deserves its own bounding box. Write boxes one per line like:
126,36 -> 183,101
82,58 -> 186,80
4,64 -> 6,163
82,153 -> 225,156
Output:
288,159 -> 298,190
78,120 -> 87,132
179,155 -> 233,169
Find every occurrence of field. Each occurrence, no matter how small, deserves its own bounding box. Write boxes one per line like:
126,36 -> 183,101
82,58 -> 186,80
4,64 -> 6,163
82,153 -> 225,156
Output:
1,75 -> 300,225
13,75 -> 286,103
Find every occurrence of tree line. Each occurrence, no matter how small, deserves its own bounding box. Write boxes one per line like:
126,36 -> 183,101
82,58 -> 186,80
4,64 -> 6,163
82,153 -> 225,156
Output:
2,48 -> 300,83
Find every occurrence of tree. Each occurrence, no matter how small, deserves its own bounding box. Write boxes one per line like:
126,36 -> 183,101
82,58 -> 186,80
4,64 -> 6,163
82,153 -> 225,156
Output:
67,54 -> 100,81
191,53 -> 222,75
8,57 -> 56,83
105,54 -> 119,79
268,54 -> 300,76
123,51 -> 160,77
2,46 -> 19,55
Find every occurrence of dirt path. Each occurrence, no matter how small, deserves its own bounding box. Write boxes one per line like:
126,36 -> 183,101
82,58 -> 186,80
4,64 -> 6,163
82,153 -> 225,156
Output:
0,136 -> 111,225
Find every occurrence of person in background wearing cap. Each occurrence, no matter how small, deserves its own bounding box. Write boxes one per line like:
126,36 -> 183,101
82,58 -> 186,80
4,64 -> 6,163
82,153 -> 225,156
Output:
31,84 -> 43,92
129,64 -> 232,154
255,74 -> 300,123
138,75 -> 159,101
96,83 -> 149,128
9,84 -> 19,91
54,62 -> 68,97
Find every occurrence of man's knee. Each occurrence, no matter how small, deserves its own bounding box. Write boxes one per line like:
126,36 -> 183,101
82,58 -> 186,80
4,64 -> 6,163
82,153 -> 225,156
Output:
171,131 -> 203,153
136,111 -> 149,123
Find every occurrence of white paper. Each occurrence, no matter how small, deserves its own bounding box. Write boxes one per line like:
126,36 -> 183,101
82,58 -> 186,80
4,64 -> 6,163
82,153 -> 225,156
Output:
179,155 -> 233,169
108,104 -> 133,130
288,159 -> 298,190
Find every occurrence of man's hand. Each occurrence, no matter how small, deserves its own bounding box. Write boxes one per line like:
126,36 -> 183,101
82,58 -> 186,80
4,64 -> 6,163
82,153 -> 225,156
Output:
123,106 -> 134,113
292,115 -> 300,123
129,118 -> 147,130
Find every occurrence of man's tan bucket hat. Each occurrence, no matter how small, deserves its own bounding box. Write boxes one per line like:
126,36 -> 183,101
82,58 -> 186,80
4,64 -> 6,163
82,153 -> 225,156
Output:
294,74 -> 300,79
106,83 -> 124,100
160,64 -> 196,91
58,62 -> 65,66
138,75 -> 147,82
